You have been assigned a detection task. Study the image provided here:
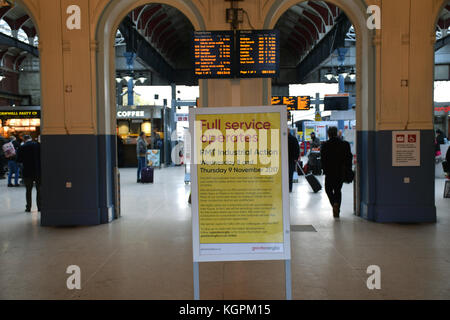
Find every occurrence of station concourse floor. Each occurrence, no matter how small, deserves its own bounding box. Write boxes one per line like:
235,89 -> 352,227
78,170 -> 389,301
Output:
1,166 -> 450,300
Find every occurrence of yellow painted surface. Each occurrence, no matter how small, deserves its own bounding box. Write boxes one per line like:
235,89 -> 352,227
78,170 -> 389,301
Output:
18,0 -> 447,134
195,112 -> 283,244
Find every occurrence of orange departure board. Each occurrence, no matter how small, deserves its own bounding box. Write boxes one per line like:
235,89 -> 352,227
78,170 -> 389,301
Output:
271,96 -> 311,111
193,31 -> 234,79
237,30 -> 279,78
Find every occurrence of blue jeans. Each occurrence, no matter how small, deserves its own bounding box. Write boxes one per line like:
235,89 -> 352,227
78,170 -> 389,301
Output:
137,156 -> 146,180
8,160 -> 19,185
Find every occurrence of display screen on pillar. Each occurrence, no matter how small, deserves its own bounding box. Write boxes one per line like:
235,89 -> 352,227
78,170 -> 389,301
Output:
237,30 -> 279,78
324,94 -> 350,111
193,31 -> 234,79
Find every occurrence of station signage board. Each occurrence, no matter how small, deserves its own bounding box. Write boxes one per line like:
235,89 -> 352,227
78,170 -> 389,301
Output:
189,106 -> 291,262
271,96 -> 311,111
116,106 -> 159,119
193,31 -> 234,78
237,30 -> 279,78
193,30 -> 280,79
0,110 -> 40,118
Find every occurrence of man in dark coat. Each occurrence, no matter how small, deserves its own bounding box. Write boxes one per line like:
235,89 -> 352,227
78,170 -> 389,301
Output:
288,130 -> 300,193
320,127 -> 352,218
17,135 -> 41,212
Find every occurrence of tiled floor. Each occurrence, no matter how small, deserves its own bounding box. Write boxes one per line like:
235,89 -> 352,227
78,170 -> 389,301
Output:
0,167 -> 449,300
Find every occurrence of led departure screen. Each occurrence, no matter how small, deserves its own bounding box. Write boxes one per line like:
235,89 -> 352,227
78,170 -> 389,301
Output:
193,31 -> 234,78
237,30 -> 279,78
271,96 -> 311,111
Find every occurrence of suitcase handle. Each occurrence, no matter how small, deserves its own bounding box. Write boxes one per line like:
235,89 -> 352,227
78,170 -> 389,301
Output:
296,161 -> 306,175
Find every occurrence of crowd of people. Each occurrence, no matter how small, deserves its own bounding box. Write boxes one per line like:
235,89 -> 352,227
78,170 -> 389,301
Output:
1,135 -> 41,212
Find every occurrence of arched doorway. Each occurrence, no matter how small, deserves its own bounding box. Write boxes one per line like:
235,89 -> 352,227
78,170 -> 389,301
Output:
0,0 -> 42,216
94,1 -> 205,221
264,0 -> 376,220
433,1 -> 450,209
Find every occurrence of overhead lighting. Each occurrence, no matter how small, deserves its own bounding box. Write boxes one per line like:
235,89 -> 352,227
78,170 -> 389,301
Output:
349,68 -> 356,81
337,66 -> 348,79
115,77 -> 123,83
325,68 -> 334,81
123,76 -> 132,82
138,77 -> 147,84
0,75 -> 5,81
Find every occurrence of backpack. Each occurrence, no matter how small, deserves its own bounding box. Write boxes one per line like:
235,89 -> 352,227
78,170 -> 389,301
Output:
2,141 -> 16,158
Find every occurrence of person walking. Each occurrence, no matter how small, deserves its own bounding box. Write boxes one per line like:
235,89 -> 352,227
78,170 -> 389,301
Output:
0,135 -> 8,179
16,135 -> 41,213
136,132 -> 148,183
310,132 -> 321,149
288,130 -> 300,193
151,128 -> 161,149
436,129 -> 445,145
6,136 -> 20,187
320,127 -> 352,218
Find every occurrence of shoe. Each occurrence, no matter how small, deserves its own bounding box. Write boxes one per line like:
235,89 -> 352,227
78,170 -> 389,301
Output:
8,184 -> 14,187
25,208 -> 31,213
137,179 -> 141,183
333,203 -> 340,218
14,184 -> 20,187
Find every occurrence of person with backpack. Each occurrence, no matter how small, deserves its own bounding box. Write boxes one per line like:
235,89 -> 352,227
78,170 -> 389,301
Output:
0,136 -> 8,179
5,136 -> 20,187
288,130 -> 300,193
16,135 -> 41,212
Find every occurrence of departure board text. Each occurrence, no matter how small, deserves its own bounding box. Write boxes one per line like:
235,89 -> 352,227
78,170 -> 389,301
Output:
193,31 -> 234,79
271,96 -> 311,111
237,30 -> 279,78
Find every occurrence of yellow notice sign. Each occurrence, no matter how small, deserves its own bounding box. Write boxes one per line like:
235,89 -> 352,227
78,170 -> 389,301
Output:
190,107 -> 291,262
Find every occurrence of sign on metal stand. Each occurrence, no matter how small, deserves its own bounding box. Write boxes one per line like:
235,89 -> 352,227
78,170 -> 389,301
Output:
189,106 -> 292,300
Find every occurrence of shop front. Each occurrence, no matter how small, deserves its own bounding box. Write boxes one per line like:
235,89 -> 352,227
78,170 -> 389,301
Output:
116,105 -> 164,167
0,106 -> 41,141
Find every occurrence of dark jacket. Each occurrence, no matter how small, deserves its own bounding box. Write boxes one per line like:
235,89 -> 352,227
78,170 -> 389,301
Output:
436,134 -> 445,145
321,137 -> 352,178
446,147 -> 450,164
288,133 -> 300,166
136,137 -> 148,157
17,141 -> 41,179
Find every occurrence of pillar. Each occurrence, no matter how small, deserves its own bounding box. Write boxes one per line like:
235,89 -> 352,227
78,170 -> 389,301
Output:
358,0 -> 437,223
39,0 -> 116,226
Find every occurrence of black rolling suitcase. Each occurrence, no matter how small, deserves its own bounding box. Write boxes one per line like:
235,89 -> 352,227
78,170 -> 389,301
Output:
141,167 -> 154,183
297,161 -> 322,193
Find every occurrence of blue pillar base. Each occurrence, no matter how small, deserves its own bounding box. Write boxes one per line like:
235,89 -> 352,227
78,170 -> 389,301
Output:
358,130 -> 437,223
40,135 -> 117,226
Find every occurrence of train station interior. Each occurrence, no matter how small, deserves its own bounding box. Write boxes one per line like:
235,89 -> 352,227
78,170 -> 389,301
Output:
1,0 -> 450,300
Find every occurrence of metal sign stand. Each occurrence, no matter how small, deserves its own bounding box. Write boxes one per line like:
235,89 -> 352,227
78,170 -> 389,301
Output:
193,260 -> 292,300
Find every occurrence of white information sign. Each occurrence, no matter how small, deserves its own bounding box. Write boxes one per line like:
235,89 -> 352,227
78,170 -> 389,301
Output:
392,131 -> 420,167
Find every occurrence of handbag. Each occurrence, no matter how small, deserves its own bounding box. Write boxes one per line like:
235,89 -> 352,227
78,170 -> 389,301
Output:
343,166 -> 355,184
443,161 -> 449,173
